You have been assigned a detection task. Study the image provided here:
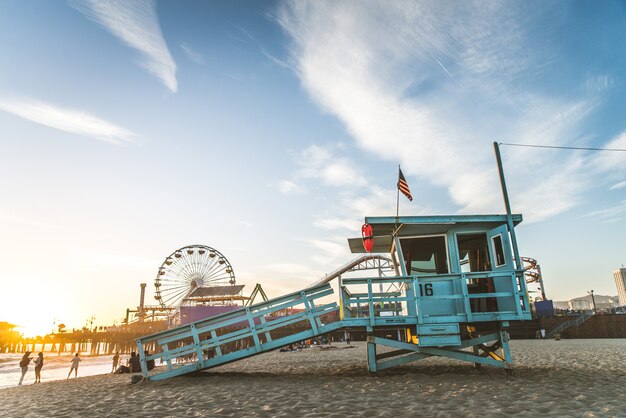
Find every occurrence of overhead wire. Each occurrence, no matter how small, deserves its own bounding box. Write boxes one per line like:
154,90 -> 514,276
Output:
499,142 -> 626,152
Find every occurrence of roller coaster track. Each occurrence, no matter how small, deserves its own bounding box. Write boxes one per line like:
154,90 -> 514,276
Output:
308,255 -> 395,288
521,257 -> 546,301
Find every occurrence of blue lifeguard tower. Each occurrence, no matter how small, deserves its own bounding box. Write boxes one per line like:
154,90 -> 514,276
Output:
343,213 -> 531,372
135,143 -> 531,379
135,213 -> 530,379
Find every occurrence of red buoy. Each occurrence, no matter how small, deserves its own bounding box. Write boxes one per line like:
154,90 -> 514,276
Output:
362,223 -> 374,252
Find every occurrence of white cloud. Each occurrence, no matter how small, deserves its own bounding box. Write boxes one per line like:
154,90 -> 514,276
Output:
0,211 -> 57,229
610,181 -> 626,190
278,144 -> 367,198
588,131 -> 626,174
313,217 -> 358,231
180,42 -> 206,65
0,98 -> 136,144
297,145 -> 367,187
277,1 -> 605,223
583,74 -> 613,93
277,180 -> 302,194
71,0 -> 177,92
69,248 -> 158,270
308,238 -> 350,265
260,263 -> 319,279
583,199 -> 626,220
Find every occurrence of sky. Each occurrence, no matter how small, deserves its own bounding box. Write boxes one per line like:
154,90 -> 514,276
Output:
1,0 -> 625,337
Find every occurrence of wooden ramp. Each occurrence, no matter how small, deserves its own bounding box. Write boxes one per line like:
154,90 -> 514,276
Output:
136,273 -> 524,381
136,214 -> 534,380
136,283 -> 343,381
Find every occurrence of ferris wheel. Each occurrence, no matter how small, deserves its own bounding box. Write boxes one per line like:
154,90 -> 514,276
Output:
154,245 -> 236,309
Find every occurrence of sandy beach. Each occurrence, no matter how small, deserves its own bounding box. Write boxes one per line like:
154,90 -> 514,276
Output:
1,339 -> 624,417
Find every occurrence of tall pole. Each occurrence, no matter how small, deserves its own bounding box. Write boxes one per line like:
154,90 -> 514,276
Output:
396,165 -> 400,218
588,290 -> 597,314
493,142 -> 522,271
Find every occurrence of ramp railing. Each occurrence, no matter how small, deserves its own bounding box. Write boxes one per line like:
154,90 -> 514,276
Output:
136,283 -> 341,381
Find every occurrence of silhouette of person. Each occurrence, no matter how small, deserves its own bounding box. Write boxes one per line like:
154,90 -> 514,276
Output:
67,353 -> 81,378
18,351 -> 32,385
112,352 -> 120,372
33,352 -> 44,383
129,351 -> 141,373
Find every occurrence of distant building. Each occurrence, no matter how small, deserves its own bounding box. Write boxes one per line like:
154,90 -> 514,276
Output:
552,300 -> 570,310
568,294 -> 619,311
553,295 -> 619,311
614,268 -> 626,306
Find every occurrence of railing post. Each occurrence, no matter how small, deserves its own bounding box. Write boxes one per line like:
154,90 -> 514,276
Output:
190,324 -> 204,365
367,334 -> 377,372
301,291 -> 319,335
137,339 -> 147,378
161,343 -> 173,371
259,315 -> 272,343
367,279 -> 375,327
414,277 -> 423,325
210,330 -> 222,357
461,273 -> 472,322
245,307 -> 262,352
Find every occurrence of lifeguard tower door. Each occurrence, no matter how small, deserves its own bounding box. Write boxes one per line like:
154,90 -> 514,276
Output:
486,224 -> 517,312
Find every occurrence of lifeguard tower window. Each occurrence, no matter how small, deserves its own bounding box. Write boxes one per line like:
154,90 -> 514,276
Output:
491,235 -> 506,267
457,234 -> 491,272
400,236 -> 449,275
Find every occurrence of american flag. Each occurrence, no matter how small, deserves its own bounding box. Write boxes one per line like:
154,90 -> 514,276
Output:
397,168 -> 413,201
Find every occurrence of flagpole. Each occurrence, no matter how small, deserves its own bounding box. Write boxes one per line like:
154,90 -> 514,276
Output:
396,165 -> 400,218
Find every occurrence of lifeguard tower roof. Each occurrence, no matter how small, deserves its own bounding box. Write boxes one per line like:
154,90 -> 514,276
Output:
348,214 -> 522,253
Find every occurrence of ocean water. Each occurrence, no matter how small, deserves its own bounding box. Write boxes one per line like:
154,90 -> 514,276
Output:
0,353 -> 120,389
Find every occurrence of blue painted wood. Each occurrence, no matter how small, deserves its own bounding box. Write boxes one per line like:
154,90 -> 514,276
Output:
365,214 -> 523,225
417,323 -> 460,335
210,330 -> 222,356
366,338 -> 377,372
137,284 -> 344,381
190,324 -> 204,363
371,336 -> 419,351
376,351 -> 431,370
136,339 -> 147,378
500,329 -> 512,367
245,308 -> 261,352
137,207 -> 532,380
141,284 -> 334,340
459,332 -> 500,348
419,346 -> 506,368
301,291 -> 319,335
154,291 -> 335,348
418,334 -> 461,347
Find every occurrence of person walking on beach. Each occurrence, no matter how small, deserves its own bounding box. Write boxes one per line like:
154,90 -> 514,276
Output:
33,352 -> 44,383
18,351 -> 33,385
540,328 -> 546,340
67,353 -> 81,378
112,352 -> 120,372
